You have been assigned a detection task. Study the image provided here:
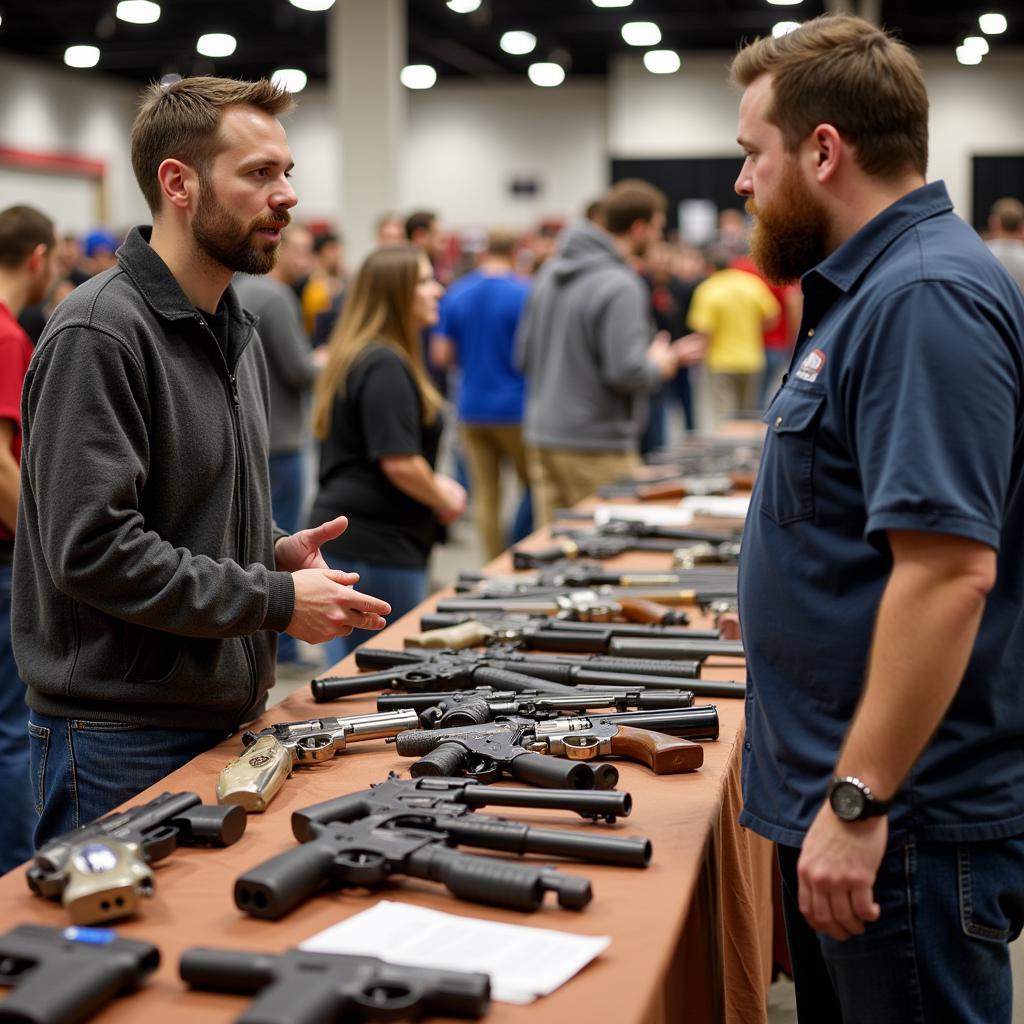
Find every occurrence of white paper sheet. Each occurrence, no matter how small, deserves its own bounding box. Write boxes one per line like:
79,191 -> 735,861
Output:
300,900 -> 610,1004
593,503 -> 696,526
678,494 -> 751,520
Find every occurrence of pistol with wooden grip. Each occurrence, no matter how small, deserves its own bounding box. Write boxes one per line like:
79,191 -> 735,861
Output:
216,709 -> 420,813
391,706 -> 720,787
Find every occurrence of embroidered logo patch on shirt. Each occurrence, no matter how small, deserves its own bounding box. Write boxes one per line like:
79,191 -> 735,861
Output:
795,348 -> 826,383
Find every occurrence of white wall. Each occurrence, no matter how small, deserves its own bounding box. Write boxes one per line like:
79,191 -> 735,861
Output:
399,81 -> 608,230
0,54 -> 149,232
607,49 -> 1024,221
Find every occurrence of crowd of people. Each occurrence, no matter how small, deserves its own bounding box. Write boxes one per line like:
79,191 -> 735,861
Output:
2,16 -> 1024,1019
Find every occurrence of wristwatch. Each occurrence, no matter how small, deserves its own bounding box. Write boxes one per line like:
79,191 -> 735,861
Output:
827,776 -> 892,822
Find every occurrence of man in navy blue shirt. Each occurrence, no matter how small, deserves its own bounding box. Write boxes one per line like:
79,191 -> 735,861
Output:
733,15 -> 1024,1021
432,230 -> 531,560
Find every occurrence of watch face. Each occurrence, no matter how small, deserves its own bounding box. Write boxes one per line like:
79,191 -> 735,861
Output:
830,782 -> 865,821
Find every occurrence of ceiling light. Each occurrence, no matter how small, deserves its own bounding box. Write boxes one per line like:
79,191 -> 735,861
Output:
979,13 -> 1007,34
197,33 -> 236,58
288,0 -> 335,10
772,21 -> 801,37
962,35 -> 990,55
528,62 -> 566,87
116,1 -> 160,24
500,30 -> 537,55
271,68 -> 308,93
446,0 -> 481,12
622,22 -> 662,47
766,0 -> 802,5
400,64 -> 437,90
592,0 -> 633,6
64,45 -> 100,68
643,49 -> 681,74
956,45 -> 983,65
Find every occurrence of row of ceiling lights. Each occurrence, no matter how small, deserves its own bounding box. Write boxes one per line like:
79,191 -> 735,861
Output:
955,12 -> 1008,65
13,0 -> 1012,89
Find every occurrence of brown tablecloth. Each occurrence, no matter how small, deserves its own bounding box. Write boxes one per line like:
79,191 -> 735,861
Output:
0,523 -> 772,1023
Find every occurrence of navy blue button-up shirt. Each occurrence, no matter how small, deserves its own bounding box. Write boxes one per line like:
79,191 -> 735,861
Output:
739,181 -> 1024,847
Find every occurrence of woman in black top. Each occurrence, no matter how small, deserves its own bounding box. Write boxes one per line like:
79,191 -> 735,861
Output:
309,245 -> 466,664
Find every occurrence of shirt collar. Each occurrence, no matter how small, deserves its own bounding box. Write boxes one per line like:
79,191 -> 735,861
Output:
805,180 -> 953,295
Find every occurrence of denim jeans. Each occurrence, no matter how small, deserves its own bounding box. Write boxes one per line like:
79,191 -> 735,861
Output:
269,449 -> 305,664
321,557 -> 427,669
0,563 -> 33,873
28,711 -> 226,847
778,836 -> 1024,1023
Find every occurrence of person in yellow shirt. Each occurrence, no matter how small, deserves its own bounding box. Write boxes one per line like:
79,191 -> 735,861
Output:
688,246 -> 779,424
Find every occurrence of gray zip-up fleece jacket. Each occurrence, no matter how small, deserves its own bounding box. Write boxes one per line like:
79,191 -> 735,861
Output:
13,227 -> 295,731
515,220 -> 661,451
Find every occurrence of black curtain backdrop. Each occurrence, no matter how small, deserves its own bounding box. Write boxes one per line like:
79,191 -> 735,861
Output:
972,156 -> 1024,231
610,156 -> 746,236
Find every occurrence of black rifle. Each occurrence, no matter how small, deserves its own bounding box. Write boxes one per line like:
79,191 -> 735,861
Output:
181,945 -> 490,1022
392,707 -> 720,786
0,924 -> 159,1024
28,792 -> 246,925
409,611 -> 720,655
455,563 -> 737,598
376,686 -> 698,727
292,773 -> 636,836
605,637 -> 746,661
311,646 -> 703,703
436,587 -> 739,615
365,643 -> 716,681
235,782 -> 649,919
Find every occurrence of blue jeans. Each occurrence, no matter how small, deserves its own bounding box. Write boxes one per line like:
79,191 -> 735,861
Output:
28,711 -> 226,847
778,837 -> 1024,1023
269,449 -> 305,663
321,557 -> 427,668
509,489 -> 533,547
0,563 -> 33,873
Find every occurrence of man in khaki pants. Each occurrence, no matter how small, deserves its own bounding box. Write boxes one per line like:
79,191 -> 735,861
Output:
516,180 -> 701,524
431,230 -> 531,560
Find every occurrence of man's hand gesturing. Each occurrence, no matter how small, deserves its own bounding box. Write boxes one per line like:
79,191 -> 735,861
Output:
275,515 -> 355,574
286,568 -> 391,643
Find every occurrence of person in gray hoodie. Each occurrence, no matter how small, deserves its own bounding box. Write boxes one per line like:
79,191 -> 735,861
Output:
516,179 -> 703,525
13,77 -> 390,846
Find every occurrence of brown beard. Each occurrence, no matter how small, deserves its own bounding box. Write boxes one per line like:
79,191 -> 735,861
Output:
747,165 -> 830,285
192,186 -> 291,276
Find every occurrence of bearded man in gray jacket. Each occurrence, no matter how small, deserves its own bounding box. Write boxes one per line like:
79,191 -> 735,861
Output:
516,180 -> 703,525
14,77 -> 390,845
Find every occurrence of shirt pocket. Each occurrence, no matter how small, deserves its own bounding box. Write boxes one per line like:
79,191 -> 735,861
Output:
759,388 -> 826,525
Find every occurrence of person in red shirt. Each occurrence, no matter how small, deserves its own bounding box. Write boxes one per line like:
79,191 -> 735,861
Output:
0,204 -> 56,872
731,252 -> 802,407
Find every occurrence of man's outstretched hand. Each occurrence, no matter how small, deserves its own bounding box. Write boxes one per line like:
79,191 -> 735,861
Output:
275,516 -> 356,576
286,568 -> 391,643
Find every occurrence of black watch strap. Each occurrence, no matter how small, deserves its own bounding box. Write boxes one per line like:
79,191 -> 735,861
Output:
828,775 -> 892,821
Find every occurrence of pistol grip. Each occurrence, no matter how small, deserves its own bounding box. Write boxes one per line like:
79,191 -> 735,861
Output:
405,621 -> 489,650
217,734 -> 293,813
607,726 -> 704,774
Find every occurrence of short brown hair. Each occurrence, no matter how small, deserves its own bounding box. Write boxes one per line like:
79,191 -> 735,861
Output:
0,205 -> 55,269
730,14 -> 929,179
602,179 -> 668,236
487,229 -> 518,258
130,76 -> 294,214
991,198 -> 1024,234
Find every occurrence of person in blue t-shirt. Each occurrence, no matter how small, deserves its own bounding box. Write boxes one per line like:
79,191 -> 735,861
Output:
733,15 -> 1024,1022
431,230 -> 531,560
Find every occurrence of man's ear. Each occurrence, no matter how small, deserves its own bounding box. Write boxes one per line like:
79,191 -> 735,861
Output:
25,243 -> 48,274
811,124 -> 842,183
156,158 -> 198,212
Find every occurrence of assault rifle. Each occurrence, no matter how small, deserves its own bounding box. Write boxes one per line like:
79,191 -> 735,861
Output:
27,792 -> 246,925
391,707 -> 720,786
407,612 -> 717,654
311,645 -> 707,703
511,530 -> 735,567
180,945 -> 490,1022
0,924 -> 159,1024
376,686 -> 699,727
235,780 -> 650,919
217,709 -> 420,813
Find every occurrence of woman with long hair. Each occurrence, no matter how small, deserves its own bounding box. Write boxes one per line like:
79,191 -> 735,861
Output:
308,245 -> 466,665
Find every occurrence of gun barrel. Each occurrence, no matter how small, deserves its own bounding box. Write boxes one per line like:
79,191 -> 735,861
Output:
235,842 -> 339,921
572,705 -> 721,742
443,818 -> 651,867
608,637 -> 746,661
